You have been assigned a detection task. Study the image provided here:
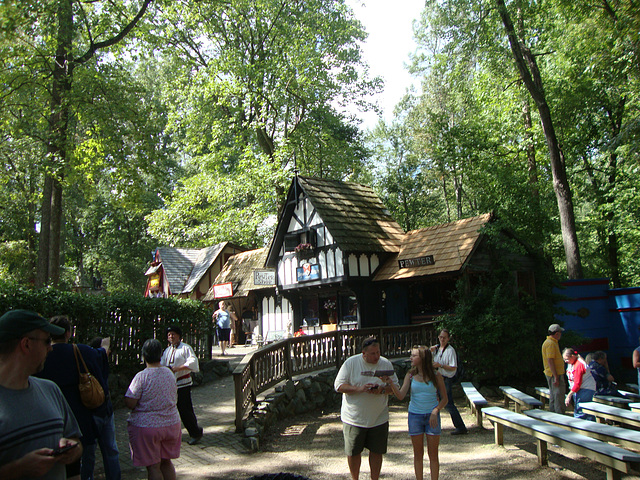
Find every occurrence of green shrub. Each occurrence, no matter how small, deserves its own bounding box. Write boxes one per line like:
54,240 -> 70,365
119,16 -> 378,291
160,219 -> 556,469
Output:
436,238 -> 566,385
0,281 -> 212,371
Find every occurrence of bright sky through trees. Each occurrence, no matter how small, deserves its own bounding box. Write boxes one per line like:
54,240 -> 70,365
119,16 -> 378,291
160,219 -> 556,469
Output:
346,0 -> 424,129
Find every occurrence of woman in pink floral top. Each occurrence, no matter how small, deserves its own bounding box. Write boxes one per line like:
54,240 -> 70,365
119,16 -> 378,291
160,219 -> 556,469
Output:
125,339 -> 181,480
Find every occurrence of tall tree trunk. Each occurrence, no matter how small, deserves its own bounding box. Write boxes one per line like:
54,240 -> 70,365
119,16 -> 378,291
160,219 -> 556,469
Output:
496,0 -> 583,279
35,0 -> 153,286
36,176 -> 53,287
605,97 -> 625,288
49,178 -> 63,285
36,0 -> 73,287
440,167 -> 452,223
516,4 -> 539,199
522,96 -> 539,196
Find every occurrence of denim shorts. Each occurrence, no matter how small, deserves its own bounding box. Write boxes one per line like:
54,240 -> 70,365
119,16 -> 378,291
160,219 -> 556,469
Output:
408,411 -> 441,436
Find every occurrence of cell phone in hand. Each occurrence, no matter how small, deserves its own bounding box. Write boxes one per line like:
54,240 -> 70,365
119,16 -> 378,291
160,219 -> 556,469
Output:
51,443 -> 78,456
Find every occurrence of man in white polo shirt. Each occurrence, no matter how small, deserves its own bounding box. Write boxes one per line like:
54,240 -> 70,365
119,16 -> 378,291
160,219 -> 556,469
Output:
334,337 -> 399,480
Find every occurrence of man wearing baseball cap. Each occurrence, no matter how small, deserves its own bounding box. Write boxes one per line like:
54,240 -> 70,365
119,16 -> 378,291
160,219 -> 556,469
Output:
0,309 -> 82,479
542,323 -> 566,414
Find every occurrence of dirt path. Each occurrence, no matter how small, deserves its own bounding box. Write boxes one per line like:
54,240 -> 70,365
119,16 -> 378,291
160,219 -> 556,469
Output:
234,402 -> 640,480
109,350 -> 640,480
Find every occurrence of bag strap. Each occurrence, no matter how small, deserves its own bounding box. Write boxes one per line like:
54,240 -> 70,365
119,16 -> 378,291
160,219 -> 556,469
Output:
73,344 -> 90,375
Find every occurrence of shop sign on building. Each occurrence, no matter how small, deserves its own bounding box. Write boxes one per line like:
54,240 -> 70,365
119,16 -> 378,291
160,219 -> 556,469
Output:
296,263 -> 320,282
398,255 -> 435,269
149,274 -> 160,288
254,269 -> 276,286
213,282 -> 233,298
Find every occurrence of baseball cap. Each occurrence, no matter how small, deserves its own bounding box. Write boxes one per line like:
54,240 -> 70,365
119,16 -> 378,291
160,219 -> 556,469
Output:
0,309 -> 65,339
548,323 -> 565,333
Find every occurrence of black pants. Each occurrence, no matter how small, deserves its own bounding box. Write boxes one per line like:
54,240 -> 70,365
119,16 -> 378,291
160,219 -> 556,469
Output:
177,386 -> 202,438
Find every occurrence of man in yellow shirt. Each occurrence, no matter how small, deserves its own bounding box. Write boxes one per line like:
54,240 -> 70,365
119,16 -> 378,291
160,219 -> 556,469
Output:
542,323 -> 566,413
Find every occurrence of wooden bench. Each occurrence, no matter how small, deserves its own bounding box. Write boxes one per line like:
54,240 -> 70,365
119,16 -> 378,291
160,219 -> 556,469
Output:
594,395 -> 634,409
618,390 -> 640,401
580,402 -> 640,429
461,382 -> 488,428
630,403 -> 640,413
499,386 -> 543,413
627,384 -> 639,393
535,386 -> 550,409
525,408 -> 640,451
483,406 -> 640,480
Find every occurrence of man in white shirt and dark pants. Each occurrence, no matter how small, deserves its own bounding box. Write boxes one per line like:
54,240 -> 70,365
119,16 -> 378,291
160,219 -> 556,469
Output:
160,325 -> 204,445
334,336 -> 399,480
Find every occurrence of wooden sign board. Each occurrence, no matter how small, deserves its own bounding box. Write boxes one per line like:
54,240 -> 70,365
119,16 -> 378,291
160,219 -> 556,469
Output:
254,269 -> 276,286
213,282 -> 233,298
297,263 -> 320,282
398,255 -> 435,269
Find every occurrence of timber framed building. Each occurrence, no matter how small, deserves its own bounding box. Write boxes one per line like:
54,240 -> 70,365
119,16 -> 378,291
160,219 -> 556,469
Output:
147,176 -> 537,342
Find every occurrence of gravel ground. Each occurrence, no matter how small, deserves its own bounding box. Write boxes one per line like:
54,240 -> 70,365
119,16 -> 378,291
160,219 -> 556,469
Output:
197,401 -> 640,480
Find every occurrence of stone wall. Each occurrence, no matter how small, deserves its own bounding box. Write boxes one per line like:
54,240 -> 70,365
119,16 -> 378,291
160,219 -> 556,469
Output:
241,358 -> 412,451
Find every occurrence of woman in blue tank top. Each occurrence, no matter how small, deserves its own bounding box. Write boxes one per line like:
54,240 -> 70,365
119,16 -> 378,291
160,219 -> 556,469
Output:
384,346 -> 448,480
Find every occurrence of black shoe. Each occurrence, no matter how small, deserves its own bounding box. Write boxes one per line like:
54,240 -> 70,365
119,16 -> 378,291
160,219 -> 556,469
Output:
451,428 -> 468,435
188,434 -> 203,445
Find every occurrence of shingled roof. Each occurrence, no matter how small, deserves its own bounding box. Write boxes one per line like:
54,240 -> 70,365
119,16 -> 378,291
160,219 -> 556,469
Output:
203,248 -> 269,301
152,243 -> 230,295
153,248 -> 202,295
295,176 -> 404,252
182,243 -> 228,294
374,213 -> 492,281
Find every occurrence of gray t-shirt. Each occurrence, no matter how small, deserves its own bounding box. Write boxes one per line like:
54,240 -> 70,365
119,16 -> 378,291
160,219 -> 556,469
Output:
0,376 -> 81,480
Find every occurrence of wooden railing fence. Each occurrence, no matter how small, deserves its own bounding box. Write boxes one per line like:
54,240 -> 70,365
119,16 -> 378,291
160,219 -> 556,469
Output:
233,322 -> 438,432
72,312 -> 214,372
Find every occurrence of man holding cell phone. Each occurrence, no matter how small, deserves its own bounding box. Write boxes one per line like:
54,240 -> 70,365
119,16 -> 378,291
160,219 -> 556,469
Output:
334,336 -> 399,480
0,309 -> 82,480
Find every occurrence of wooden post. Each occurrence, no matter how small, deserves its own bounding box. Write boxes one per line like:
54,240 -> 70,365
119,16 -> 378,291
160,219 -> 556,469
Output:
234,371 -> 244,433
606,466 -> 622,480
493,421 -> 504,445
536,439 -> 548,466
285,338 -> 293,380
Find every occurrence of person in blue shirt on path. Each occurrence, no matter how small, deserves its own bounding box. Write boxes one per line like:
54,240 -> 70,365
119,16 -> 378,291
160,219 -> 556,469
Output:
212,301 -> 236,356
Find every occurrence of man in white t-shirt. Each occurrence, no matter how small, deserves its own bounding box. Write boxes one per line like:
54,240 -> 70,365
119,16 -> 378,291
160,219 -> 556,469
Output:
334,337 -> 399,480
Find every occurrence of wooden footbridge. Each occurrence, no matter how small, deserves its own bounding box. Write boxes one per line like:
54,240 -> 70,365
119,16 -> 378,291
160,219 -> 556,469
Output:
233,322 -> 438,432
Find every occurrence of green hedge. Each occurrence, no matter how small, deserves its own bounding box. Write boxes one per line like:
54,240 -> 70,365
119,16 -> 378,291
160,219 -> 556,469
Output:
0,281 -> 213,372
